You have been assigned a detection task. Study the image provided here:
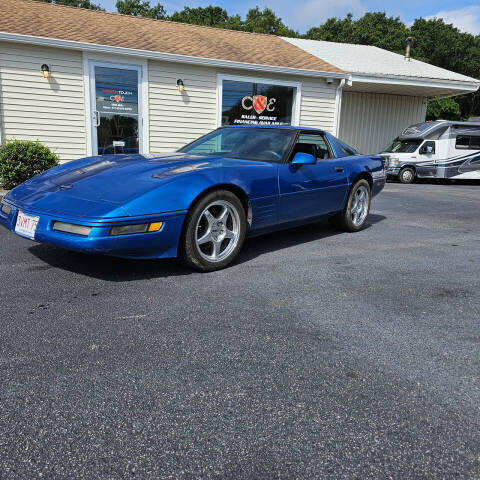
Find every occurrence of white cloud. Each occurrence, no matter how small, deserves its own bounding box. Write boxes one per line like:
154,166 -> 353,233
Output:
426,5 -> 480,35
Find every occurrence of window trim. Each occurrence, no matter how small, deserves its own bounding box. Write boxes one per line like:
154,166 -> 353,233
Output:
83,52 -> 149,156
216,74 -> 302,128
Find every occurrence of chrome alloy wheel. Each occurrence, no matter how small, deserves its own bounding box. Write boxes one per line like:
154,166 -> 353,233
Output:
351,185 -> 369,227
195,200 -> 241,262
401,169 -> 414,183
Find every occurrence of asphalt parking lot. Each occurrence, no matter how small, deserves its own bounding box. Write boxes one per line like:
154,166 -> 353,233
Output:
1,181 -> 479,479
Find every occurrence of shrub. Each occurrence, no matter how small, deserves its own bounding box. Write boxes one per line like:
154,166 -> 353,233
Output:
0,140 -> 59,190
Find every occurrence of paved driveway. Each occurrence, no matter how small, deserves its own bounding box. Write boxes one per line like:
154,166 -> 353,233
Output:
1,182 -> 479,479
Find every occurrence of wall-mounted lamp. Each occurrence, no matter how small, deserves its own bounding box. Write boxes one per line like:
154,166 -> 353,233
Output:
176,79 -> 185,93
41,64 -> 50,79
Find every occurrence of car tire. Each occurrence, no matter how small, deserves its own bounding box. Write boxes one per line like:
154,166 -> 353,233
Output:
329,179 -> 371,232
398,167 -> 415,184
180,190 -> 247,272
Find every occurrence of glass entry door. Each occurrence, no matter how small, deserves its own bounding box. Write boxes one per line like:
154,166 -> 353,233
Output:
90,62 -> 142,155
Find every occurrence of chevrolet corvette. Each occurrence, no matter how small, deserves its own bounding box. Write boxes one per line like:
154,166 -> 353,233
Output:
0,126 -> 385,271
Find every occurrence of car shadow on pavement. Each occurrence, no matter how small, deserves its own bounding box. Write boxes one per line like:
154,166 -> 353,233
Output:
28,214 -> 386,281
235,214 -> 386,265
28,244 -> 193,281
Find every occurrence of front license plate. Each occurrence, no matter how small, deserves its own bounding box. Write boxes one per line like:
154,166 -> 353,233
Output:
15,211 -> 40,239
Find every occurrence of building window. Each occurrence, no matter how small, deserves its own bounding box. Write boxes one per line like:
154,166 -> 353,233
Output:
220,77 -> 298,127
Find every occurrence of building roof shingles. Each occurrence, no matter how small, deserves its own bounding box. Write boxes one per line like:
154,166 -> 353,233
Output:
0,0 -> 344,75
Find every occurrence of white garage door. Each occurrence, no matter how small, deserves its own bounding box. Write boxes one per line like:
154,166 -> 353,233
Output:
338,91 -> 427,154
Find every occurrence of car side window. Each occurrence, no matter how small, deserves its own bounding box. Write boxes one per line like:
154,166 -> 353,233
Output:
471,137 -> 480,149
420,141 -> 436,154
457,135 -> 480,150
294,133 -> 331,161
338,140 -> 358,156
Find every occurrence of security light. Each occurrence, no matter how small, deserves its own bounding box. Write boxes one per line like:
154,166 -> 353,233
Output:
41,64 -> 50,78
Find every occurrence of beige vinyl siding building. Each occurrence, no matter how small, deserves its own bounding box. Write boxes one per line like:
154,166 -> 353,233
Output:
148,62 -> 218,152
148,62 -> 338,153
0,0 -> 347,163
298,78 -> 336,130
1,0 -> 478,163
339,92 -> 427,154
0,41 -> 339,162
0,42 -> 87,162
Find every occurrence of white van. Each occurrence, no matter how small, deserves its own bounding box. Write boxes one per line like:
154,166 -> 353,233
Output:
381,121 -> 480,183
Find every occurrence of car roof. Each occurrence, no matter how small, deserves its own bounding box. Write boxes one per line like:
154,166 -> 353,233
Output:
221,125 -> 324,132
399,120 -> 480,141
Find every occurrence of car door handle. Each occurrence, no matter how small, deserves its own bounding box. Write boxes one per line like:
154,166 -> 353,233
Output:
335,166 -> 344,172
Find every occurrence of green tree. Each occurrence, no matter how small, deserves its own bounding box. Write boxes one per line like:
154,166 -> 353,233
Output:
410,18 -> 480,119
170,6 -> 229,27
426,97 -> 462,121
306,13 -> 354,43
306,12 -> 408,53
410,18 -> 480,78
350,12 -> 409,53
223,14 -> 243,31
456,92 -> 480,121
243,7 -> 297,37
36,0 -> 104,10
116,0 -> 166,19
306,12 -> 480,119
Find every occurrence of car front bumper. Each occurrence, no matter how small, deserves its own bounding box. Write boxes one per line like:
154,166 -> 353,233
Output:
386,167 -> 400,176
0,198 -> 187,259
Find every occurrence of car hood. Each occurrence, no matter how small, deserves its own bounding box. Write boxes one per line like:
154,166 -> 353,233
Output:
5,153 -> 260,218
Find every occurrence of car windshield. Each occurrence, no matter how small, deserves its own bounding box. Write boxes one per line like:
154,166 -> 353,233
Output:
178,127 -> 296,162
384,138 -> 422,153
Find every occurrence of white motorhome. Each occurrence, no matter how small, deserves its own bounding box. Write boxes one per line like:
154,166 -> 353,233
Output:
381,121 -> 480,183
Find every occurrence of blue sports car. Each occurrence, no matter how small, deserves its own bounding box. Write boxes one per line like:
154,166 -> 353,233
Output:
0,126 -> 385,271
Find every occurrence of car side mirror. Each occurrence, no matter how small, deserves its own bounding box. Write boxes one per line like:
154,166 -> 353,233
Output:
292,152 -> 316,165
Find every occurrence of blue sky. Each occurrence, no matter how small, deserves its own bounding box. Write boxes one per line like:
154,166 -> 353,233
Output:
98,0 -> 480,34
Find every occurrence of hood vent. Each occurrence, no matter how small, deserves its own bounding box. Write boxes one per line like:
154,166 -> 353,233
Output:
404,37 -> 413,61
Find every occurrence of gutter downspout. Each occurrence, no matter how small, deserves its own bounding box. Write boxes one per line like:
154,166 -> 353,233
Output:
333,78 -> 346,136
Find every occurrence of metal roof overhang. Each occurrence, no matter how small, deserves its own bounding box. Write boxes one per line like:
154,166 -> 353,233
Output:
348,73 -> 480,98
